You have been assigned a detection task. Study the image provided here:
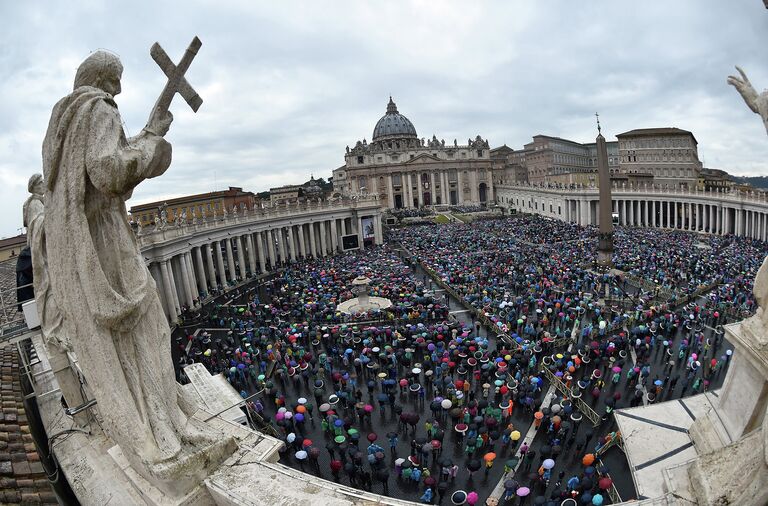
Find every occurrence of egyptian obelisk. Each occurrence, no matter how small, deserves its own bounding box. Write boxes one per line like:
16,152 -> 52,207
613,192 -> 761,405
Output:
596,114 -> 613,268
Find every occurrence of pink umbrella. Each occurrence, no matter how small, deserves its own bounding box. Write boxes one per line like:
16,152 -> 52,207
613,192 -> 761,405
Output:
611,366 -> 621,373
466,491 -> 478,506
516,486 -> 530,497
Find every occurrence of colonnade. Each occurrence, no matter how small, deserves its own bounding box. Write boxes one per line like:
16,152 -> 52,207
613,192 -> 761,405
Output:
497,185 -> 768,242
143,212 -> 385,322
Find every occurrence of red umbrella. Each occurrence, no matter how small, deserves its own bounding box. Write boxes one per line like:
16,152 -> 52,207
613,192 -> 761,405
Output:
598,477 -> 613,490
367,433 -> 378,442
302,439 -> 313,447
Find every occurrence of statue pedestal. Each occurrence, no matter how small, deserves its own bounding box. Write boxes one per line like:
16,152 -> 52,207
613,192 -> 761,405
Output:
685,319 -> 768,505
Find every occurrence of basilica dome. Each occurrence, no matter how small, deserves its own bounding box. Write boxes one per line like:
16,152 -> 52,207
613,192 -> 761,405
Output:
372,97 -> 417,141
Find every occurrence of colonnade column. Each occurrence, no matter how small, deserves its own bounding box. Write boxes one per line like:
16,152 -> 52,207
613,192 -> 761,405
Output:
225,237 -> 237,282
266,229 -> 277,266
236,236 -> 247,278
308,223 -> 317,257
194,247 -> 207,296
319,221 -> 328,256
246,234 -> 257,274
286,227 -> 296,262
330,219 -> 339,252
256,232 -> 267,272
179,254 -> 194,307
297,224 -> 306,258
276,228 -> 286,264
213,240 -> 225,287
159,260 -> 178,320
205,243 -> 216,290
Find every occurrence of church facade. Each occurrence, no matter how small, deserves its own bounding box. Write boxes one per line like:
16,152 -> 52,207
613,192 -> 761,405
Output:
332,98 -> 494,208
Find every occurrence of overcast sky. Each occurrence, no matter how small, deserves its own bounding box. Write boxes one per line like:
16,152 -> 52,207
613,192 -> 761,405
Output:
1,1 -> 767,238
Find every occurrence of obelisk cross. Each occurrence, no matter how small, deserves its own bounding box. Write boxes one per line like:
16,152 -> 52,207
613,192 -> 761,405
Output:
145,36 -> 203,131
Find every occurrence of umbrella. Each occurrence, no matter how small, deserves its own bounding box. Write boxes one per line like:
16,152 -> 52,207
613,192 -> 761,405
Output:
286,433 -> 296,443
542,458 -> 555,469
582,453 -> 595,466
516,487 -> 530,497
295,450 -> 307,460
467,459 -> 481,472
424,476 -> 436,486
654,379 -> 663,386
334,436 -> 346,444
395,458 -> 405,466
467,492 -> 478,504
483,452 -> 496,462
612,366 -> 621,373
367,433 -> 378,442
511,430 -> 521,441
451,490 -> 467,505
592,494 -> 604,505
504,478 -> 518,490
598,477 -> 613,490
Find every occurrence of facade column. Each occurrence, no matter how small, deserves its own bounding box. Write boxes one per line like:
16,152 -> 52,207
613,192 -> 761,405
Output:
225,237 -> 237,282
159,260 -> 178,319
429,172 -> 436,206
374,215 -> 383,245
387,174 -> 395,208
356,216 -> 364,246
417,173 -> 425,207
236,236 -> 247,278
194,247 -> 207,296
403,173 -> 411,208
469,170 -> 478,203
456,170 -> 463,204
441,172 -> 449,205
256,231 -> 267,272
308,222 -> 317,257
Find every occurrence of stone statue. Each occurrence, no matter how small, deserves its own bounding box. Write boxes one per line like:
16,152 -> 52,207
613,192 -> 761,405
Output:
23,174 -> 89,423
41,50 -> 233,496
728,66 -> 768,135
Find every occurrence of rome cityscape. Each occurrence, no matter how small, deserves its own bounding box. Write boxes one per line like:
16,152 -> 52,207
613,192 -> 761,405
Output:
1,2 -> 768,506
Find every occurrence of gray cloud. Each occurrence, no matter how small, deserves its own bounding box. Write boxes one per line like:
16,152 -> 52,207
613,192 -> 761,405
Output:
1,0 -> 767,238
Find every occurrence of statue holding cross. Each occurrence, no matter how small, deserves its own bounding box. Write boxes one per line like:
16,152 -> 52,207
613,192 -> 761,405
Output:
39,37 -> 235,497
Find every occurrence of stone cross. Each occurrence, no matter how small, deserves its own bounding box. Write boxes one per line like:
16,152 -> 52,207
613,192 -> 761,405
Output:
146,37 -> 203,131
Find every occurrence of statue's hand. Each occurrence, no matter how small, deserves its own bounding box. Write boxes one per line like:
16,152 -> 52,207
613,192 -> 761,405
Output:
728,66 -> 760,113
147,110 -> 174,137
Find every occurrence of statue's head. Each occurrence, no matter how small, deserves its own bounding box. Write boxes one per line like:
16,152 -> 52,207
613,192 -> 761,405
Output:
27,173 -> 44,196
74,50 -> 123,96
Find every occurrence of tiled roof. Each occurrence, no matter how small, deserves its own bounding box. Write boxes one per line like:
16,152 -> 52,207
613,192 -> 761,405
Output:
0,347 -> 58,504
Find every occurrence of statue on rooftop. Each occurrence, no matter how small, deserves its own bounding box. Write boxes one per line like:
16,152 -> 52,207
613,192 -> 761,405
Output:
40,44 -> 233,496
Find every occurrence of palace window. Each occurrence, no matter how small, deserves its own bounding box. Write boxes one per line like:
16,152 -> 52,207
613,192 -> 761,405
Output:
357,156 -> 364,164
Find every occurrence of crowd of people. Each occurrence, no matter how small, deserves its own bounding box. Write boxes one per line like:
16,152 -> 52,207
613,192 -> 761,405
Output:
173,214 -> 765,505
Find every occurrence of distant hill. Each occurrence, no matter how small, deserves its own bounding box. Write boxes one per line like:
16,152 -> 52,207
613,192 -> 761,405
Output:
734,176 -> 768,189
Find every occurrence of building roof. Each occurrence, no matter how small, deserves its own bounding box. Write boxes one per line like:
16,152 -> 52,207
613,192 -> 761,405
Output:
130,187 -> 255,213
372,97 -> 417,141
0,234 -> 26,250
616,127 -> 697,144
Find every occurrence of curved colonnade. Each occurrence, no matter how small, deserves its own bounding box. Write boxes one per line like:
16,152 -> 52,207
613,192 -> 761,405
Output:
497,184 -> 768,240
138,196 -> 384,322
